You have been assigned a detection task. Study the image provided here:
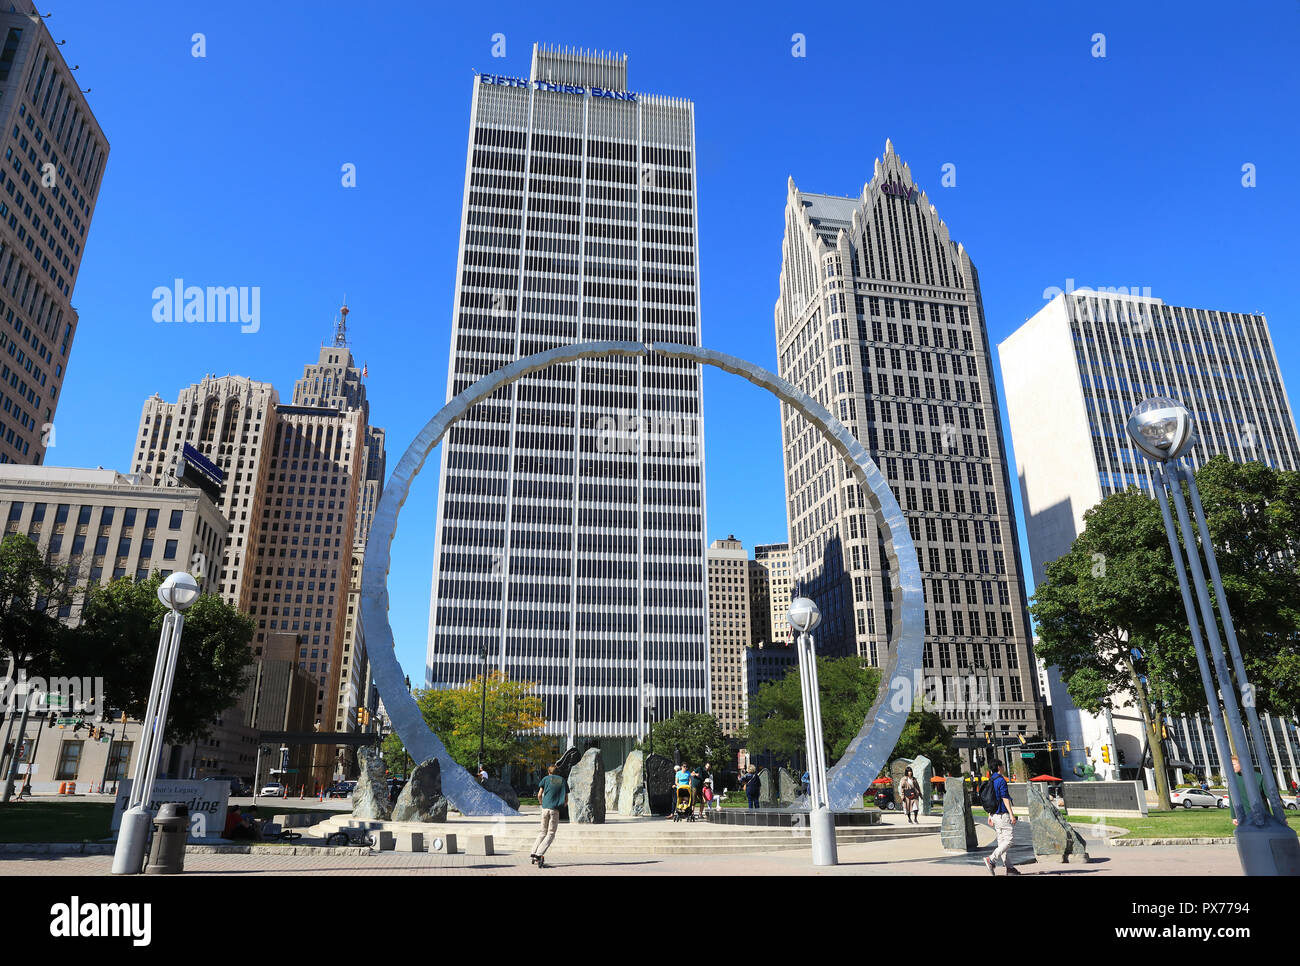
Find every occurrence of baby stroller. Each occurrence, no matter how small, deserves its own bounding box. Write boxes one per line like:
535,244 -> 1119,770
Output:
673,784 -> 697,822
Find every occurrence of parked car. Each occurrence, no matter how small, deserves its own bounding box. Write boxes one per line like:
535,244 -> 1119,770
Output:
386,778 -> 406,801
326,781 -> 355,799
260,782 -> 286,797
1286,796 -> 1299,811
1170,787 -> 1224,809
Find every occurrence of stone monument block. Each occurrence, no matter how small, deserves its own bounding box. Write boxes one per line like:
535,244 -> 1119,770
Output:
912,754 -> 934,815
1028,782 -> 1089,863
618,751 -> 648,816
644,754 -> 676,816
391,758 -> 449,823
939,776 -> 977,852
758,767 -> 777,806
567,747 -> 606,823
479,776 -> 519,811
778,767 -> 801,805
351,746 -> 392,821
605,765 -> 622,813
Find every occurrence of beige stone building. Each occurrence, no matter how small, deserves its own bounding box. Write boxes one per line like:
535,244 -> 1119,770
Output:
707,535 -> 751,736
753,542 -> 792,645
0,464 -> 227,790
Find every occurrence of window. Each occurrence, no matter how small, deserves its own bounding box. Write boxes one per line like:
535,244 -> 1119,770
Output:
56,740 -> 83,781
54,503 -> 68,524
70,534 -> 85,554
169,509 -> 183,529
7,501 -> 21,521
107,741 -> 132,781
101,506 -> 115,526
94,536 -> 108,555
123,507 -> 137,527
163,539 -> 178,560
145,508 -> 159,528
77,505 -> 91,525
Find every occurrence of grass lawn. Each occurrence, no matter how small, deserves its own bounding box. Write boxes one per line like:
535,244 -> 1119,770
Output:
0,801 -> 115,843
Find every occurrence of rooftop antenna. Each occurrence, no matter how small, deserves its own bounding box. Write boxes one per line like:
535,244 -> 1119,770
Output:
333,297 -> 350,347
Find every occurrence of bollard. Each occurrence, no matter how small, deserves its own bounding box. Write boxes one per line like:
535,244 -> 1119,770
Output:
145,803 -> 189,875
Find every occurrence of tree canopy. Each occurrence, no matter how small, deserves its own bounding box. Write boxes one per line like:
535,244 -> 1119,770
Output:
746,656 -> 882,765
643,711 -> 732,772
1030,455 -> 1300,809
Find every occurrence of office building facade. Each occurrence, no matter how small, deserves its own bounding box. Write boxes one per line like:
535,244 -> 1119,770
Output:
775,141 -> 1043,748
427,45 -> 708,750
1001,290 -> 1300,784
0,3 -> 108,465
0,464 -> 227,789
707,535 -> 750,736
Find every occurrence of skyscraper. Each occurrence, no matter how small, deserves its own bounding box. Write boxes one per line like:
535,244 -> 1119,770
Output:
134,310 -> 386,782
427,45 -> 707,754
1001,290 -> 1300,783
775,141 -> 1044,747
707,535 -> 750,736
0,4 -> 108,465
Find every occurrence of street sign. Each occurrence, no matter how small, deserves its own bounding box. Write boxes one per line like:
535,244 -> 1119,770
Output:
1020,753 -> 1035,759
56,717 -> 79,726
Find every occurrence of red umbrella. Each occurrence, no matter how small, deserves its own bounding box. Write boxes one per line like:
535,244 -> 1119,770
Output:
872,776 -> 893,785
1031,775 -> 1062,782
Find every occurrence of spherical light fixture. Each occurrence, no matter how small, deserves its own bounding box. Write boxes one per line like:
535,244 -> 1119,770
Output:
788,596 -> 822,634
157,572 -> 200,612
1126,397 -> 1196,462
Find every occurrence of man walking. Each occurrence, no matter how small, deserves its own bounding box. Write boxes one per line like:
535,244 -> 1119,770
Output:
983,760 -> 1019,876
531,765 -> 566,868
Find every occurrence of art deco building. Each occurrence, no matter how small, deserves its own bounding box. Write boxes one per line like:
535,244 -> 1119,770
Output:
1002,290 -> 1300,785
132,312 -> 385,783
775,141 -> 1044,747
427,45 -> 707,752
707,535 -> 751,736
0,3 -> 108,465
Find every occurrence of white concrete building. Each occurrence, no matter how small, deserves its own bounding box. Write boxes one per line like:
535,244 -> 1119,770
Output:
1001,290 -> 1300,785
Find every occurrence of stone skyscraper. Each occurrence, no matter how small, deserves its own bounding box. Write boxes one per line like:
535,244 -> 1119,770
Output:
427,45 -> 707,752
707,535 -> 751,737
775,141 -> 1043,745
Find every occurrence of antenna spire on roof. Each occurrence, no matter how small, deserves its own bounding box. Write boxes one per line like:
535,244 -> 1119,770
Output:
333,297 -> 350,347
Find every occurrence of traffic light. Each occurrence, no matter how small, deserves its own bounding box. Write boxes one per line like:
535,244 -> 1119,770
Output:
1161,724 -> 1168,739
1018,734 -> 1026,746
1047,741 -> 1054,753
984,730 -> 991,741
1064,740 -> 1071,752
46,712 -> 56,728
357,708 -> 369,726
1101,745 -> 1112,764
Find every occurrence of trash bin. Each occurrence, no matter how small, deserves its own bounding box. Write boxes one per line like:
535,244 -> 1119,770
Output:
145,802 -> 189,875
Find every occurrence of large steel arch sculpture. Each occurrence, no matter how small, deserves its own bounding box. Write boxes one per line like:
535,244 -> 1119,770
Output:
361,341 -> 924,815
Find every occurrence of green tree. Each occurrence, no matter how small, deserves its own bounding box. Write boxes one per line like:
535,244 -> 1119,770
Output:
1031,456 -> 1300,811
63,574 -> 255,745
0,534 -> 72,675
888,710 -> 962,775
409,670 -> 547,776
746,657 -> 882,766
643,711 -> 731,771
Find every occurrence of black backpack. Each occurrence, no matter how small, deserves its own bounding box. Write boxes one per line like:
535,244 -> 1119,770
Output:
978,776 -> 1001,814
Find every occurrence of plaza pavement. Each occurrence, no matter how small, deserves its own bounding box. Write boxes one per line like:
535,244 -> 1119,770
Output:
0,812 -> 1242,876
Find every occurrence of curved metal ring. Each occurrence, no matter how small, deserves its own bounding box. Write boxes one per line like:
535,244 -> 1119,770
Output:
361,340 -> 924,815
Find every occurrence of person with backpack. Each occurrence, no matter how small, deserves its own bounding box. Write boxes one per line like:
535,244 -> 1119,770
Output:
530,765 -> 566,868
981,760 -> 1019,876
900,766 -> 921,824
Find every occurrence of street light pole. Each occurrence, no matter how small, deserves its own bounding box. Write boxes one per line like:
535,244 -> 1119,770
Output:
478,643 -> 488,776
1127,397 -> 1300,875
111,572 -> 201,875
789,596 -> 837,867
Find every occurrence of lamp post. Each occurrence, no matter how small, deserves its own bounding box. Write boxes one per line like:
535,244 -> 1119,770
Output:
789,596 -> 837,866
477,643 -> 488,776
1126,397 -> 1300,875
111,572 -> 200,875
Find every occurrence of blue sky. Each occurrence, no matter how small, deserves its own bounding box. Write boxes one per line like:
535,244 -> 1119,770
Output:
48,1 -> 1300,679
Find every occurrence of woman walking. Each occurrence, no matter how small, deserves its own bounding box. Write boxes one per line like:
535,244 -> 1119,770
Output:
899,766 -> 921,824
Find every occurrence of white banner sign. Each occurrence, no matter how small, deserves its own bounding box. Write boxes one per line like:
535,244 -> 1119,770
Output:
110,779 -> 228,840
